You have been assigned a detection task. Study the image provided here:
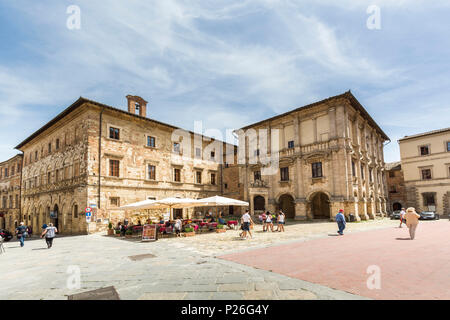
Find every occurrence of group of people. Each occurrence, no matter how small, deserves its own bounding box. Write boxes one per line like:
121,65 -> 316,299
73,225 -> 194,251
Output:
334,207 -> 422,240
15,222 -> 58,249
239,209 -> 286,239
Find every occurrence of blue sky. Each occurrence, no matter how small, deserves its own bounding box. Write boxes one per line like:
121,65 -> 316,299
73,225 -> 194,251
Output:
0,0 -> 449,163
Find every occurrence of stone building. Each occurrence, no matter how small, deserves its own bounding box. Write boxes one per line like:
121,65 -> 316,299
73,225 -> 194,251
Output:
15,95 -> 242,235
385,161 -> 406,213
399,127 -> 450,216
236,91 -> 389,221
0,154 -> 23,233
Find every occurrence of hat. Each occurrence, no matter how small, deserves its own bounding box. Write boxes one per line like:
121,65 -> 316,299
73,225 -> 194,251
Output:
339,209 -> 344,212
406,207 -> 416,213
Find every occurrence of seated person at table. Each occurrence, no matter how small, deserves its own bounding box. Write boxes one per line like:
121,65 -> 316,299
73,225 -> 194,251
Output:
218,211 -> 226,225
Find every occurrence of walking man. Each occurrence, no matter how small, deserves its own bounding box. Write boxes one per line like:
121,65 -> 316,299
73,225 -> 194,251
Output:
336,209 -> 346,235
403,207 -> 420,240
399,207 -> 406,228
15,222 -> 28,247
240,210 -> 253,239
41,223 -> 58,248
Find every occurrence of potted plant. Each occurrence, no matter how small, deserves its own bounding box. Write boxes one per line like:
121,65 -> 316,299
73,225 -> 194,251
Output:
125,229 -> 133,238
216,224 -> 226,233
114,229 -> 121,237
107,222 -> 114,235
183,227 -> 195,237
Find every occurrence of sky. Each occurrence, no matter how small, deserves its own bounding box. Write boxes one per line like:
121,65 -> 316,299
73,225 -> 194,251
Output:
0,0 -> 449,163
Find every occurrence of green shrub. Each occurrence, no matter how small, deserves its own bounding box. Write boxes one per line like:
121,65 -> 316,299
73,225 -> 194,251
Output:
115,229 -> 120,234
217,224 -> 224,229
184,227 -> 194,233
125,229 -> 133,235
108,222 -> 113,229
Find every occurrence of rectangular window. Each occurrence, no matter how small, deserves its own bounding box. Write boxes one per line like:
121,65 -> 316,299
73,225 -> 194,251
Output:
110,197 -> 120,207
420,145 -> 429,156
389,171 -> 395,178
288,140 -> 294,149
109,160 -> 120,177
74,162 -> 80,177
389,185 -> 397,193
447,141 -> 450,152
173,142 -> 180,154
48,143 -> 52,154
4,168 -> 8,177
47,172 -> 51,184
56,139 -> 60,150
421,169 -> 432,180
312,162 -> 323,178
224,183 -> 228,189
210,151 -> 215,160
211,173 -> 216,185
196,171 -> 202,184
195,147 -> 202,158
254,170 -> 261,181
254,149 -> 260,156
148,165 -> 156,180
360,164 -> 365,180
280,167 -> 289,181
369,168 -> 373,182
423,193 -> 435,206
174,168 -> 181,182
147,136 -> 156,147
35,151 -> 38,161
352,161 -> 356,177
109,127 -> 120,140
15,195 -> 19,209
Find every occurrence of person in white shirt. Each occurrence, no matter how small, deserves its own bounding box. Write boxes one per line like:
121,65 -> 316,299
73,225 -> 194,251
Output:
240,210 -> 253,239
265,211 -> 274,232
276,211 -> 285,232
399,208 -> 406,228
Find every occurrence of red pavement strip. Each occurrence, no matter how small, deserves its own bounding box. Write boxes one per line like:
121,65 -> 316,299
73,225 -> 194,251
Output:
220,220 -> 450,300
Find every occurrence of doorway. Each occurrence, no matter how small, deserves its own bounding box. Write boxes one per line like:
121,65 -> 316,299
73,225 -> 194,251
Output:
278,194 -> 295,219
311,192 -> 330,219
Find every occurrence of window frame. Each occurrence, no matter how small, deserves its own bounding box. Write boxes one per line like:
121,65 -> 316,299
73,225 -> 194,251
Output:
109,159 -> 120,177
280,167 -> 289,182
312,162 -> 323,178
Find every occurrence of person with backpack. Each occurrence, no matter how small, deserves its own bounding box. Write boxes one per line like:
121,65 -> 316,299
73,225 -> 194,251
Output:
41,223 -> 58,249
15,222 -> 29,247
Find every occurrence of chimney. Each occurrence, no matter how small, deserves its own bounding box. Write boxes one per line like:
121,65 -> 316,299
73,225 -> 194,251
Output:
126,95 -> 148,117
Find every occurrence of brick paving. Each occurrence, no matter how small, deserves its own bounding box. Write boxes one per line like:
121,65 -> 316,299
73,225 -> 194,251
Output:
0,218 -> 400,300
220,220 -> 450,300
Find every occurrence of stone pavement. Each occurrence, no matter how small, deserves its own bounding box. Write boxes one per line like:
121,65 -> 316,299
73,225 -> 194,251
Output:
221,220 -> 450,300
0,219 -> 397,300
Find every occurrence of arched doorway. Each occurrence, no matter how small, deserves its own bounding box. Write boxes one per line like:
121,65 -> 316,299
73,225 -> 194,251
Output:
52,204 -> 59,229
253,195 -> 265,213
311,192 -> 330,219
392,202 -> 402,211
278,194 -> 295,219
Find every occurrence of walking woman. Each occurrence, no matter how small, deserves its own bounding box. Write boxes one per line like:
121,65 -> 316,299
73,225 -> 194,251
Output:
276,211 -> 285,232
41,223 -> 58,249
403,207 -> 420,240
265,211 -> 274,232
15,222 -> 28,248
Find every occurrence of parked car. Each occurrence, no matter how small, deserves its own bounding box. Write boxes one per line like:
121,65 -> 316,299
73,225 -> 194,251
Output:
0,229 -> 13,242
390,210 -> 402,220
418,211 -> 440,220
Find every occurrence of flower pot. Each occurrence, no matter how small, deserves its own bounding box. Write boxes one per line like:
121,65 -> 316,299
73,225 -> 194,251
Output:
125,234 -> 133,238
216,229 -> 226,233
183,232 -> 195,237
107,229 -> 114,236
114,233 -> 121,237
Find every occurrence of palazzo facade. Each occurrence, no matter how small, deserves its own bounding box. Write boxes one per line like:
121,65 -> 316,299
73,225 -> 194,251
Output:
15,95 -> 242,234
236,91 -> 389,221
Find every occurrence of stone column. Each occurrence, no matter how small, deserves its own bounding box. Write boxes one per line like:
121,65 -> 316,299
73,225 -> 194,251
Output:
295,201 -> 307,220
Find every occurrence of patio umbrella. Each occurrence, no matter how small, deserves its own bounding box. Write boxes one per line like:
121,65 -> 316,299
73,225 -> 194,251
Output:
141,197 -> 202,220
195,196 -> 249,222
119,199 -> 157,210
